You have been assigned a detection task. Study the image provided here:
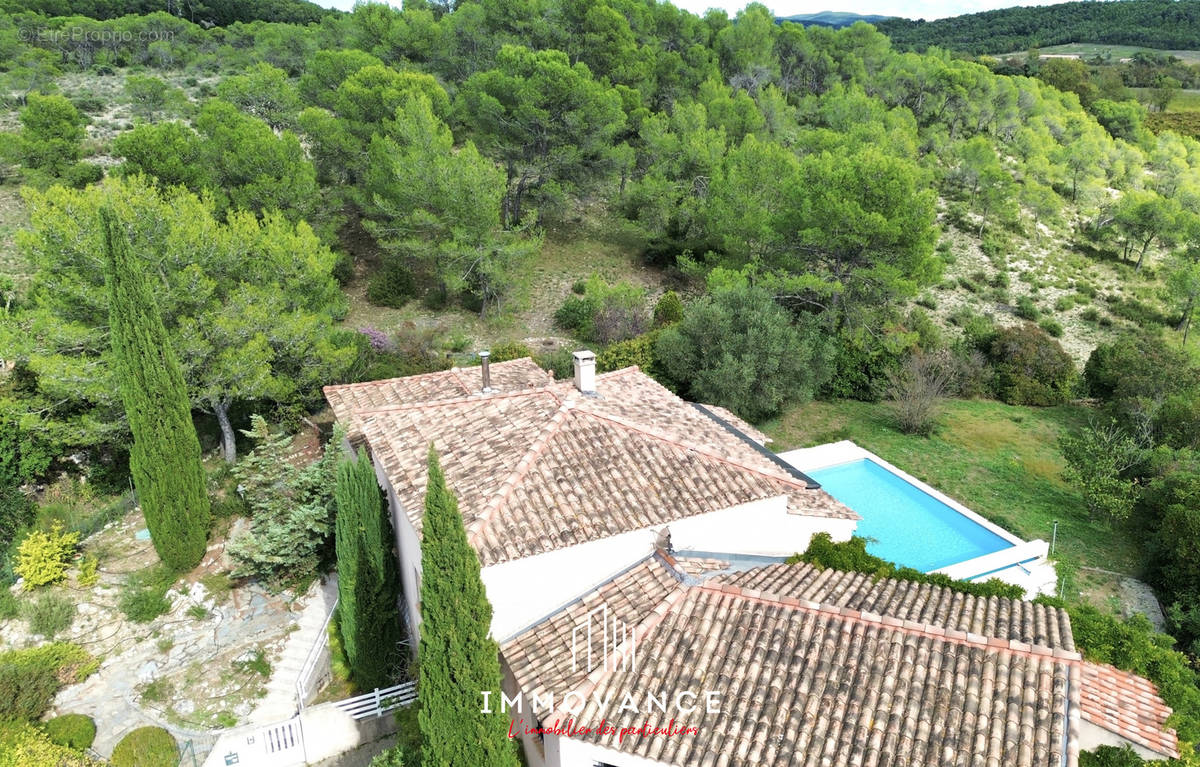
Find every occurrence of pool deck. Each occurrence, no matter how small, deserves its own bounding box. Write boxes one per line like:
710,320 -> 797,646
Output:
779,440 -> 1057,597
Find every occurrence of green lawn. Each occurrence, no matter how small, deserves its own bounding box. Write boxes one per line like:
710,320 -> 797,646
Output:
1004,43 -> 1200,65
760,398 -> 1147,585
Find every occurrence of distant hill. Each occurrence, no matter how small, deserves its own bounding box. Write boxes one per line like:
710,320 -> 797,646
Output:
876,0 -> 1200,54
0,0 -> 334,25
778,11 -> 893,28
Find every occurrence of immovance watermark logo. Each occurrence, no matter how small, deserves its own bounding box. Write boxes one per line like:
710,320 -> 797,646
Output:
482,602 -> 722,744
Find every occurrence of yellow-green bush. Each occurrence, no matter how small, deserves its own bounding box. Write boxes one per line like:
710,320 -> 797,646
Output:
14,524 -> 80,588
111,726 -> 177,767
0,643 -> 100,721
77,556 -> 99,587
0,719 -> 100,767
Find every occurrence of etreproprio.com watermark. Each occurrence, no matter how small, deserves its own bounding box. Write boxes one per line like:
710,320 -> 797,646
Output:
17,26 -> 176,43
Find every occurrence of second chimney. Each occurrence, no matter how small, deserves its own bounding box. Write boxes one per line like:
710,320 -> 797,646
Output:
479,350 -> 493,393
572,350 -> 596,394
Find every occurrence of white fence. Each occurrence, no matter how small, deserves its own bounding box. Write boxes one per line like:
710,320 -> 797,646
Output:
201,683 -> 415,767
333,682 -> 418,720
296,597 -> 339,710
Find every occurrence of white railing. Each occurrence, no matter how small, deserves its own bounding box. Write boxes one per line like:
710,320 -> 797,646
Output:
333,682 -> 418,720
296,596 -> 339,710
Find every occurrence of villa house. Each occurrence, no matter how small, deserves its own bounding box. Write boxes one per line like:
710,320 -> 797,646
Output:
324,353 -> 1180,766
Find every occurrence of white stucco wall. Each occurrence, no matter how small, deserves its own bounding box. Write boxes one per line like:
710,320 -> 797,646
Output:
1078,720 -> 1170,762
483,494 -> 856,641
373,460 -> 423,651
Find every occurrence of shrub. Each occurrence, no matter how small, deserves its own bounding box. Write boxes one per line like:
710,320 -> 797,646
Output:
14,524 -> 79,589
25,593 -> 76,638
790,534 -> 1024,599
597,332 -> 660,376
1053,296 -> 1074,312
915,294 -> 938,310
887,353 -> 951,436
489,341 -> 533,362
1080,746 -> 1144,767
44,714 -> 96,750
0,719 -> 99,767
366,256 -> 416,308
1014,295 -> 1040,320
553,275 -> 648,344
0,590 -> 18,619
111,727 -> 178,767
987,324 -> 1075,406
77,556 -> 98,587
1081,307 -> 1100,323
656,283 -> 832,421
63,162 -> 103,189
533,348 -> 573,380
652,290 -> 684,327
0,644 -> 98,721
0,488 -> 35,554
119,567 -> 176,623
1038,317 -> 1064,337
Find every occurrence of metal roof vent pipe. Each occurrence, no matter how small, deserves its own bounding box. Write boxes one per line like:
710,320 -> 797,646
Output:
572,350 -> 596,394
479,350 -> 494,393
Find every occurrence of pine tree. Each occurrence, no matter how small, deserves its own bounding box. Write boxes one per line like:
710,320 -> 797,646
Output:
418,447 -> 517,767
335,447 -> 404,690
102,206 -> 209,571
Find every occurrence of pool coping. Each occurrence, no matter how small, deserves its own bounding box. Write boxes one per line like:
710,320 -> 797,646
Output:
777,440 -> 1048,580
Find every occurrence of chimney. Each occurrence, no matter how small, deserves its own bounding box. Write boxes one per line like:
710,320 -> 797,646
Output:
479,350 -> 493,393
572,350 -> 596,394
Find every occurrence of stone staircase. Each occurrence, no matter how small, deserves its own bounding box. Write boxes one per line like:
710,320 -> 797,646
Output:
247,575 -> 339,725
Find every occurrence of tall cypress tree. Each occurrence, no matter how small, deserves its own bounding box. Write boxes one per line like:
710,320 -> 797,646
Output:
335,447 -> 403,690
418,447 -> 517,767
102,207 -> 209,571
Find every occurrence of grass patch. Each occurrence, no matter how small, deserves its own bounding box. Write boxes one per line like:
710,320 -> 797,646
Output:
119,566 -> 176,623
198,572 -> 234,604
24,593 -> 75,638
760,398 -> 1146,586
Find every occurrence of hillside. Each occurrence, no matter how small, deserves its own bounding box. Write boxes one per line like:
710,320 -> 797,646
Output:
776,11 -> 893,28
877,0 -> 1200,53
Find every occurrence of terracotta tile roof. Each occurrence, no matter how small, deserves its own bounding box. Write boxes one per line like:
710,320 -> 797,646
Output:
1079,661 -> 1179,758
695,404 -> 771,444
323,357 -> 553,444
672,555 -> 734,577
502,555 -> 686,701
505,553 -> 1084,767
329,365 -> 856,567
716,563 -> 1076,651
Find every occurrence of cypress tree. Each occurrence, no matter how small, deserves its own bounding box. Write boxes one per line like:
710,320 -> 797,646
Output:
418,447 -> 517,767
335,447 -> 404,690
102,207 -> 209,571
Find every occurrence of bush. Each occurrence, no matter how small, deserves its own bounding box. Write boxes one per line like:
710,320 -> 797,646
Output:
0,488 -> 35,551
1080,746 -> 1144,767
489,341 -> 533,362
652,290 -> 684,327
25,593 -> 76,638
887,353 -> 951,436
77,556 -> 98,587
987,324 -> 1075,406
1081,307 -> 1100,323
1038,317 -> 1064,337
119,567 -> 176,623
656,283 -> 832,422
366,256 -> 416,308
0,719 -> 99,767
0,644 -> 98,721
533,348 -> 574,380
790,533 -> 1024,599
44,714 -> 96,750
63,162 -> 103,189
597,332 -> 660,376
553,275 -> 648,344
111,726 -> 178,767
0,590 -> 18,619
1014,295 -> 1040,320
14,524 -> 79,589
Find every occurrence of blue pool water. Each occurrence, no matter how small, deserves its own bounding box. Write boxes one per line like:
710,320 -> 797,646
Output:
806,458 -> 1012,571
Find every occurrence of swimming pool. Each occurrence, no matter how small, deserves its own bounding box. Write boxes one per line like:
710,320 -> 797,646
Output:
806,458 -> 1012,571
